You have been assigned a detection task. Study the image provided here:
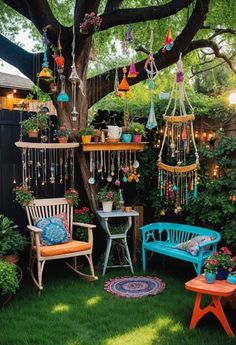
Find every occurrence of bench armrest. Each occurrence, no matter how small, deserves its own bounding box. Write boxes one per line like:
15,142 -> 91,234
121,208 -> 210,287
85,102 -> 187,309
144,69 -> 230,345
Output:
27,225 -> 42,233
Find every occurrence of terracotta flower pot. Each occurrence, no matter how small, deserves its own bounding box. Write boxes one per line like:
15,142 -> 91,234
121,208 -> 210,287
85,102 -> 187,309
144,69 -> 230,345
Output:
1,254 -> 19,265
28,130 -> 39,138
58,137 -> 68,143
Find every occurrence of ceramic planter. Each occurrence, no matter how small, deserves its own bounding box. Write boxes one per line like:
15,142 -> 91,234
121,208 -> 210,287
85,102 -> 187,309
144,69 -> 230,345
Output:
102,201 -> 113,212
205,272 -> 216,284
58,137 -> 68,143
226,273 -> 236,284
216,267 -> 229,280
28,130 -> 39,138
132,134 -> 142,143
121,134 -> 132,143
81,135 -> 92,144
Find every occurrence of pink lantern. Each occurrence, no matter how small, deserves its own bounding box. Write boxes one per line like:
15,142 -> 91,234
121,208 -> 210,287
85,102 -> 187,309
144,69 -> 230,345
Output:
128,59 -> 139,78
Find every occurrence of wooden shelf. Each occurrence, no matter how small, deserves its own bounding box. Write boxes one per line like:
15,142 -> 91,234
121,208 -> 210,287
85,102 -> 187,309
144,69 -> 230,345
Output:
81,142 -> 147,152
15,141 -> 80,149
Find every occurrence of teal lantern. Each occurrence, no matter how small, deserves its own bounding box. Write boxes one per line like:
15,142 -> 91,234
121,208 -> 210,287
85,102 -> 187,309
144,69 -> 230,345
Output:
57,75 -> 69,102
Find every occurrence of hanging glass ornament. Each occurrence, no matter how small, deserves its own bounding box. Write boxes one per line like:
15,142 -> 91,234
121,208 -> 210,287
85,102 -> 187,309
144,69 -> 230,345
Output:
39,27 -> 53,80
128,58 -> 139,78
157,54 -> 199,210
57,75 -> 69,102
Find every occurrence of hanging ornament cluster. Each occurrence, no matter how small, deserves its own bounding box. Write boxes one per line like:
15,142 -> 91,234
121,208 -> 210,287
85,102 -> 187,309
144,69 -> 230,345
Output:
157,54 -> 199,213
87,150 -> 140,186
39,26 -> 53,80
145,30 -> 158,130
162,30 -> 174,53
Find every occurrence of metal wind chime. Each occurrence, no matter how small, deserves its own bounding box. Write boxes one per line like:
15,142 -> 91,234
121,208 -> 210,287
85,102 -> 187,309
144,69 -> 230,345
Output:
157,54 -> 199,213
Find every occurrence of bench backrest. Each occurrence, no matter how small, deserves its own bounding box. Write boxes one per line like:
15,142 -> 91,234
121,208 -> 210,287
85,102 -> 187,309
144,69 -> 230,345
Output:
140,222 -> 220,244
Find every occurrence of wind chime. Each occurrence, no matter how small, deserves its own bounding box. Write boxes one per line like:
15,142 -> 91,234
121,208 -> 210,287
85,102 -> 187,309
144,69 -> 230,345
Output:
54,31 -> 69,103
38,26 -> 53,80
157,54 -> 199,213
87,150 -> 140,185
69,21 -> 85,122
145,30 -> 158,130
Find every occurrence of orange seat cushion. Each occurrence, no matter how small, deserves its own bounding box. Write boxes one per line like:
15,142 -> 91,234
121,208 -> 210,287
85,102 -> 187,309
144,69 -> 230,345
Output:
39,240 -> 91,257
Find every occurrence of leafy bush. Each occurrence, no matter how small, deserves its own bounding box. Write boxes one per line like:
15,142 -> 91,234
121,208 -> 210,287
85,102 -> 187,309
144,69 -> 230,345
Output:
0,260 -> 19,295
0,215 -> 27,256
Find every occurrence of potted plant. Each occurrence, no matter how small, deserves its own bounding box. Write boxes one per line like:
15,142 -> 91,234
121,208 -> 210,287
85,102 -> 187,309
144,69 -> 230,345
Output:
0,259 -> 19,306
130,122 -> 145,143
21,114 -> 49,138
64,188 -> 80,206
78,127 -> 95,144
0,215 -> 27,264
204,257 -> 218,283
97,187 -> 119,212
205,247 -> 236,281
54,127 -> 71,143
121,127 -> 132,143
15,184 -> 34,207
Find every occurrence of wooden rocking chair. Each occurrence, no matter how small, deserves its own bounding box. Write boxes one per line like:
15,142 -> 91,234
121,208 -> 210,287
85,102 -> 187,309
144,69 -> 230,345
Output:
25,198 -> 97,291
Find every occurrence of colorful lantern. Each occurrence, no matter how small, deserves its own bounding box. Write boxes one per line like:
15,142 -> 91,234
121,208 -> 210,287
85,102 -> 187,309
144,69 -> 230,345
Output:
57,75 -> 69,102
39,27 -> 53,80
162,30 -> 174,53
118,67 -> 130,92
128,59 -> 139,78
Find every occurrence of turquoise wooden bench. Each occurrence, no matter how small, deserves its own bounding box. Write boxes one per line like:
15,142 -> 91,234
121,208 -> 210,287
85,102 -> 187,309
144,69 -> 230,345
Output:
140,222 -> 221,275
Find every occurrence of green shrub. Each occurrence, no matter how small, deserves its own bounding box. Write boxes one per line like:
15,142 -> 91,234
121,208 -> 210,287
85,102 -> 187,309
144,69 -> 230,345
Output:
0,260 -> 19,295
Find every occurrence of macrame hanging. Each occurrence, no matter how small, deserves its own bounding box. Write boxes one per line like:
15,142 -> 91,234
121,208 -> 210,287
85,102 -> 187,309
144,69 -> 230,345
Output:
157,54 -> 199,213
145,30 -> 158,130
39,26 -> 53,79
118,67 -> 130,127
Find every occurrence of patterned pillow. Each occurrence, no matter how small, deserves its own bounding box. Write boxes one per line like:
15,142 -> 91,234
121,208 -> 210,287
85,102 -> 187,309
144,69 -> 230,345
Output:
175,239 -> 200,256
175,235 -> 215,256
34,216 -> 68,246
55,213 -> 70,239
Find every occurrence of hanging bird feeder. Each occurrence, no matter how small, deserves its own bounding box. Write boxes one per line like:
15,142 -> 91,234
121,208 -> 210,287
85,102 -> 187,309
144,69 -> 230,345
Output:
157,54 -> 199,213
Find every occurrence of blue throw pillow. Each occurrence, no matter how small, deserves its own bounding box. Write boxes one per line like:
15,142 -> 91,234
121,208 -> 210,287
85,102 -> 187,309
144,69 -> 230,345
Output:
34,216 -> 68,246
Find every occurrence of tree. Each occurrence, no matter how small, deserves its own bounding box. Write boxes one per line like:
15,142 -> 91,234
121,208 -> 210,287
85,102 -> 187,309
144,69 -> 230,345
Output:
0,0 -> 235,210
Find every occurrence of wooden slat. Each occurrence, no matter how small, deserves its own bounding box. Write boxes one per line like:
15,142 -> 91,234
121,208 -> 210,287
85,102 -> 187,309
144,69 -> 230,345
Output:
15,141 -> 80,149
81,142 -> 147,152
163,114 -> 195,122
158,162 -> 198,173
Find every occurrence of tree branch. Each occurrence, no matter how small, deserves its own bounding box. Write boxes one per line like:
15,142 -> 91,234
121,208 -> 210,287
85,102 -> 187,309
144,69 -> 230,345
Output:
186,39 -> 236,74
104,0 -> 123,12
0,33 -> 42,82
100,0 -> 195,31
2,0 -> 69,48
88,0 -> 210,107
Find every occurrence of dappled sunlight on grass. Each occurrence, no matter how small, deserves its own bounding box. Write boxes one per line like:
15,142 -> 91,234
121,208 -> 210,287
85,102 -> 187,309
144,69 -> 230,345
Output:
104,317 -> 181,345
51,303 -> 70,314
85,295 -> 102,307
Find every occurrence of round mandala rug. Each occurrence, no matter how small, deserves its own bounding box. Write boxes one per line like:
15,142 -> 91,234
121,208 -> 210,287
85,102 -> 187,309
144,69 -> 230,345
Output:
104,276 -> 165,298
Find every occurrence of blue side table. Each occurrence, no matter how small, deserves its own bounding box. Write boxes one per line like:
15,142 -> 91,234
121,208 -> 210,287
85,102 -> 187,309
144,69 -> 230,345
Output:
97,210 -> 139,276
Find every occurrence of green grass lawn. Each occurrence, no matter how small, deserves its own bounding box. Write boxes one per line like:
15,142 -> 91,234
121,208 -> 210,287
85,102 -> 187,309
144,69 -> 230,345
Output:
0,261 -> 235,345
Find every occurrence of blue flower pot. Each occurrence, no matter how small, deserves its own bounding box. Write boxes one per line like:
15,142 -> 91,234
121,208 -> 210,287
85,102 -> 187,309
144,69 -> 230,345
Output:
216,267 -> 229,280
226,273 -> 236,284
205,272 -> 216,284
121,134 -> 132,143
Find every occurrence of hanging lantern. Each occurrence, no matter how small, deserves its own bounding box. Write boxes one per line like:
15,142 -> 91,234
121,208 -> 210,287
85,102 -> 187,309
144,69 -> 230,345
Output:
39,27 -> 53,80
229,89 -> 236,105
128,59 -> 139,78
162,30 -> 174,53
57,75 -> 69,102
118,67 -> 130,92
54,55 -> 64,74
